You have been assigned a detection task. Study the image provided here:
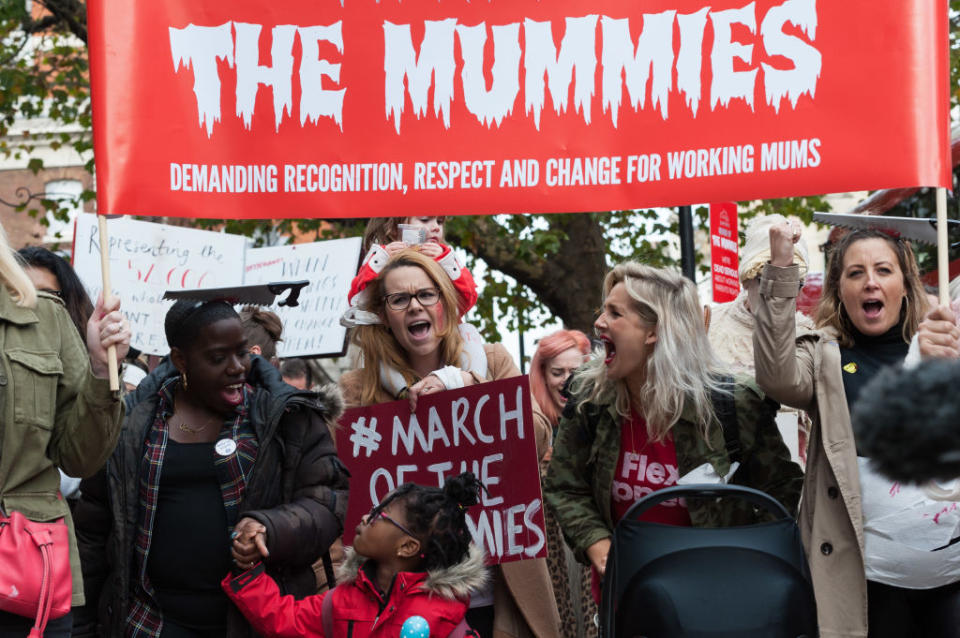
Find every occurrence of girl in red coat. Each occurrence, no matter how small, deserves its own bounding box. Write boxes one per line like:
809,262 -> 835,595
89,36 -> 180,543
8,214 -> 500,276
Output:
348,217 -> 477,319
224,473 -> 487,638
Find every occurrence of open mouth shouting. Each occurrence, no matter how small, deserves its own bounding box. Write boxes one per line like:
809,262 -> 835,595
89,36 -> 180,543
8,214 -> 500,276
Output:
407,319 -> 433,342
861,299 -> 884,321
601,336 -> 616,365
222,382 -> 244,407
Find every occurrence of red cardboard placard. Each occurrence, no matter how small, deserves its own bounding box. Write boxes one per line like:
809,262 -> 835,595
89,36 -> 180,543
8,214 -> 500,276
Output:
87,0 -> 951,219
336,376 -> 547,564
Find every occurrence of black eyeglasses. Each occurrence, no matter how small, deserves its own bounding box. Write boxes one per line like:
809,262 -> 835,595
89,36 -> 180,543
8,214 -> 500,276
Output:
382,288 -> 440,312
366,507 -> 419,540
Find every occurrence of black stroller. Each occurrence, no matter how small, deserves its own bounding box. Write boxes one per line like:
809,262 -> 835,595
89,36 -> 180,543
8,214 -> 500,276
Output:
600,483 -> 818,638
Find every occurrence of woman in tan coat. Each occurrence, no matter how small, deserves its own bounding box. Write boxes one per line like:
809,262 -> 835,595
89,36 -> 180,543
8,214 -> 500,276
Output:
339,249 -> 560,638
753,220 -> 960,638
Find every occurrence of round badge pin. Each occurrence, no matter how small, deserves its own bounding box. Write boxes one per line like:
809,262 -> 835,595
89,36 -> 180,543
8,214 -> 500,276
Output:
215,438 -> 238,457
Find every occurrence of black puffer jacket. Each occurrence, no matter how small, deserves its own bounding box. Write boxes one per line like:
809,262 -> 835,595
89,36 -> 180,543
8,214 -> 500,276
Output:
73,356 -> 350,637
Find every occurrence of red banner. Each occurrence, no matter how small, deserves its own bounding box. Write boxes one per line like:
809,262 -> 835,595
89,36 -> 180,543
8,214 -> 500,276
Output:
710,202 -> 739,303
335,376 -> 547,564
87,0 -> 950,219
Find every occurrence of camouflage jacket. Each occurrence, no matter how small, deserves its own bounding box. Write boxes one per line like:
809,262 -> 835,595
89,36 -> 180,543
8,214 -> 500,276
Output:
543,375 -> 803,563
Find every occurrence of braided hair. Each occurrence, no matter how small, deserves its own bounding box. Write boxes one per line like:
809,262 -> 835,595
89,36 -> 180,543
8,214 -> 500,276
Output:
373,472 -> 482,571
164,300 -> 240,349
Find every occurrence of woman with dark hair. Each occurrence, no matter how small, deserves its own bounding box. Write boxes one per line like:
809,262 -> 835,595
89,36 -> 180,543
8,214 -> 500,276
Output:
238,306 -> 283,367
339,249 -> 560,638
18,245 -> 94,342
74,299 -> 350,638
223,473 -> 488,637
753,222 -> 958,637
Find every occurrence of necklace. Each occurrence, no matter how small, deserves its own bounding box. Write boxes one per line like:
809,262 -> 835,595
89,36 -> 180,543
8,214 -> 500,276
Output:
177,420 -> 215,434
172,394 -> 218,435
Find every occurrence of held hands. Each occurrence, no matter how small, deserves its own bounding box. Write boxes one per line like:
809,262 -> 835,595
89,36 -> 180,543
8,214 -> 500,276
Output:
231,517 -> 269,569
86,293 -> 131,380
917,304 -> 960,360
586,538 -> 612,577
406,371 -> 474,412
768,220 -> 802,268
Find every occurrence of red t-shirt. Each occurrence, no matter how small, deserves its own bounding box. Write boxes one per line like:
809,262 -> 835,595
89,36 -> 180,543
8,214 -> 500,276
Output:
611,411 -> 691,526
594,412 -> 692,602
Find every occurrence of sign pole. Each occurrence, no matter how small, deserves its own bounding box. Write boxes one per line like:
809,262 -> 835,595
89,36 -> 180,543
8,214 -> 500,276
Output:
678,205 -> 696,282
937,188 -> 949,307
97,215 -> 120,391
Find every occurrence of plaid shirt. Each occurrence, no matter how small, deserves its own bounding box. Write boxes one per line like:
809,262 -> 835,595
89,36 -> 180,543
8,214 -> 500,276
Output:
126,377 -> 259,638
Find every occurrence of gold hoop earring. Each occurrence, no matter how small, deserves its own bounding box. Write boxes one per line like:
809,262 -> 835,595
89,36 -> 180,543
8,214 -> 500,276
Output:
181,373 -> 188,390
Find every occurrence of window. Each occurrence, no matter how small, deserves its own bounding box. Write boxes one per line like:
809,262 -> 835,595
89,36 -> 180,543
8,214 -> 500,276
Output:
43,179 -> 83,243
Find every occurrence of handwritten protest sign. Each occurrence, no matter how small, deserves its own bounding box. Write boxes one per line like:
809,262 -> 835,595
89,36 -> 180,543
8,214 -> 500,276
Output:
244,237 -> 362,357
337,376 -> 546,564
88,0 -> 949,220
72,214 -> 246,355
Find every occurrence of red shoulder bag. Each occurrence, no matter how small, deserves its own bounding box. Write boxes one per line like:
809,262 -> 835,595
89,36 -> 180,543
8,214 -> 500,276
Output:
0,509 -> 72,637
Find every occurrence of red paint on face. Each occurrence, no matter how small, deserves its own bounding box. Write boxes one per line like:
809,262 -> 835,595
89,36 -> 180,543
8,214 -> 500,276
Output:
434,300 -> 445,331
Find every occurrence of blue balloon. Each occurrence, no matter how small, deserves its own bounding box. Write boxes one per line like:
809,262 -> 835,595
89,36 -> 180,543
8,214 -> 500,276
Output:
400,615 -> 430,638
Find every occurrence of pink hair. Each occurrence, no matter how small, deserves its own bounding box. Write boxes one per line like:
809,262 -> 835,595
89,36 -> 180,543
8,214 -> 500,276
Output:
530,329 -> 591,426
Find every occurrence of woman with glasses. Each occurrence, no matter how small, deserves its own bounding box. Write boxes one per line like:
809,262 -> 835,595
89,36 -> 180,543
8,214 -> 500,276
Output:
339,249 -> 560,638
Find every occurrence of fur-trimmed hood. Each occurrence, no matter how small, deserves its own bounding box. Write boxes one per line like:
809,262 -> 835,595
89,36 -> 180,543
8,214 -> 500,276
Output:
338,543 -> 488,600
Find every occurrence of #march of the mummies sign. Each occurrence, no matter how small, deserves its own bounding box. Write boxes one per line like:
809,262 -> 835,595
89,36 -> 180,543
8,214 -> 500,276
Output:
88,0 -> 950,220
337,376 -> 547,564
72,215 -> 360,356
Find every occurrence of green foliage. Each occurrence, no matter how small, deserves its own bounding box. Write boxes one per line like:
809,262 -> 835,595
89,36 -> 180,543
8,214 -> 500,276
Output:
0,1 -> 91,227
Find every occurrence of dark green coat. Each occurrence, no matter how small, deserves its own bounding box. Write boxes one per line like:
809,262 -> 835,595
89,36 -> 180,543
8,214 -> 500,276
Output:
543,375 -> 802,563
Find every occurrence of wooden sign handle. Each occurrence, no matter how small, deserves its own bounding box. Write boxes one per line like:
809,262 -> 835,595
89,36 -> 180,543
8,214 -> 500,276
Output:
98,215 -> 119,391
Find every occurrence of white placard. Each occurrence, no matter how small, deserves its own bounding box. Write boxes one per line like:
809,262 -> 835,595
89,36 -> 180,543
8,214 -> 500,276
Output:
244,237 -> 362,357
72,215 -> 247,355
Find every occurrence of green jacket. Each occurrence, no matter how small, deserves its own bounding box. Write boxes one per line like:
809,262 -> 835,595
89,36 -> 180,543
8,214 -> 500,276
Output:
543,375 -> 802,564
0,289 -> 124,606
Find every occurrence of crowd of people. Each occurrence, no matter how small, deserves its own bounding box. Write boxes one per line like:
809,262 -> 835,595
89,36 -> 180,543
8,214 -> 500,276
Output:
0,211 -> 958,638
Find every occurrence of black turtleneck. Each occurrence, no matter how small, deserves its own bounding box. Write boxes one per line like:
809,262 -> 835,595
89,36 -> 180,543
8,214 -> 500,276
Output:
840,320 -> 909,454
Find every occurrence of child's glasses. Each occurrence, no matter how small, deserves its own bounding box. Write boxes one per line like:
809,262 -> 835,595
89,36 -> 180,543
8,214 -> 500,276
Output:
366,507 -> 419,540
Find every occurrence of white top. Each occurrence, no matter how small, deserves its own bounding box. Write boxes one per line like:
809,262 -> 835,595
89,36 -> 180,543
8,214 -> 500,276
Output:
860,457 -> 960,589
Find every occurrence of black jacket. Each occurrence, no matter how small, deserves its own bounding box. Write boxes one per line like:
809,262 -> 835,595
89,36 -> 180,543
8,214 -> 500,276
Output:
73,356 -> 350,637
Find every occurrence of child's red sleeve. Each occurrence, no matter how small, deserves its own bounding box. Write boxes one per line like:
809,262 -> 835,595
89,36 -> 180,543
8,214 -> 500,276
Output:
435,244 -> 478,318
222,566 -> 328,637
348,245 -> 391,307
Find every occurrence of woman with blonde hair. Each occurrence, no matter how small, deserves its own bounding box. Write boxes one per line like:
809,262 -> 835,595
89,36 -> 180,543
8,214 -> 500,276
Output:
339,249 -> 560,638
754,222 -> 959,638
544,262 -> 802,605
0,224 -> 130,637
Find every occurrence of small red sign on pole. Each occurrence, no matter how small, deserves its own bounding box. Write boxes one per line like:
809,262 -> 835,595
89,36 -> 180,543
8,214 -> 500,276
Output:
710,202 -> 739,303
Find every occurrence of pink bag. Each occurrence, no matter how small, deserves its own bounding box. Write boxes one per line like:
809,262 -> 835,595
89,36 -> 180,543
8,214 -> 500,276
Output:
0,509 -> 72,637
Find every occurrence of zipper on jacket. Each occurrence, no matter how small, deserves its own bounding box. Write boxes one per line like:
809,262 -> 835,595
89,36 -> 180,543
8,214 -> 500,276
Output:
347,620 -> 354,638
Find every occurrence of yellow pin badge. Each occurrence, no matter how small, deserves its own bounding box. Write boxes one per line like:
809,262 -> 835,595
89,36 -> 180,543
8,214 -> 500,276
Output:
843,362 -> 858,374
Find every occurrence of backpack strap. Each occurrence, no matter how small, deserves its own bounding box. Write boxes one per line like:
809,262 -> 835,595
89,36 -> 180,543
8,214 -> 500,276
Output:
712,374 -> 741,465
321,551 -> 336,591
322,588 -> 334,638
448,617 -> 479,637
